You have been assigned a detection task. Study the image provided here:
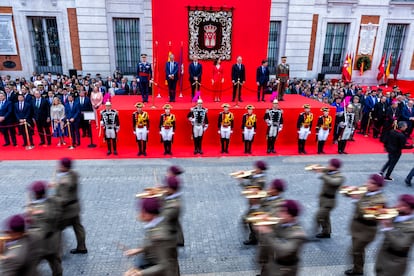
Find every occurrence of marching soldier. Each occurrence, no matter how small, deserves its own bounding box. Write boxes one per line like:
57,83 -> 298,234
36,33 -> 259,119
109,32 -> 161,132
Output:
312,159 -> 345,239
375,194 -> 414,276
241,105 -> 256,154
264,99 -> 283,154
159,104 -> 176,155
124,197 -> 178,276
132,102 -> 149,156
256,200 -> 307,276
337,104 -> 355,154
218,103 -> 234,154
276,56 -> 289,101
100,102 -> 120,156
315,107 -> 332,154
297,104 -> 313,154
344,174 -> 386,276
187,98 -> 208,155
137,54 -> 153,103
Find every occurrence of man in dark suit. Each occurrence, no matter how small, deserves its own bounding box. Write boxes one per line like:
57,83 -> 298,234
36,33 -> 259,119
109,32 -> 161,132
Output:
402,99 -> 414,136
4,85 -> 18,103
166,53 -> 179,102
256,59 -> 270,102
32,90 -> 51,145
118,77 -> 130,95
189,55 -> 202,99
65,94 -> 81,146
77,90 -> 93,138
361,89 -> 378,135
0,92 -> 17,146
14,94 -> 34,148
231,56 -> 246,102
21,86 -> 33,106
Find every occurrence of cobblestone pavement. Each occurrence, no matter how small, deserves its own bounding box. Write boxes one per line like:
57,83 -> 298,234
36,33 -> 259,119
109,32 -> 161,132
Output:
0,153 -> 413,276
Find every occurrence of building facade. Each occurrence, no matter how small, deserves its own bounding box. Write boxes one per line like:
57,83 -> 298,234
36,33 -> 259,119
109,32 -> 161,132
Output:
1,0 -> 414,84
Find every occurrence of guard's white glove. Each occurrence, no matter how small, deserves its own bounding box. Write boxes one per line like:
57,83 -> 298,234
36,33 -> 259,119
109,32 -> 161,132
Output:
278,127 -> 283,132
159,131 -> 162,134
218,130 -> 221,134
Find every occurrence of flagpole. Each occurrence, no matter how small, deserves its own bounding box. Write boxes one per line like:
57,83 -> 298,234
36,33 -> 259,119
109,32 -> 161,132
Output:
179,41 -> 184,98
151,41 -> 158,109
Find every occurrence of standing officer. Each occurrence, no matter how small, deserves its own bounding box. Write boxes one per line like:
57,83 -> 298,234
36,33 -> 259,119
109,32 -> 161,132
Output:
231,56 -> 246,102
297,104 -> 313,154
32,90 -> 51,146
189,55 -> 202,99
159,104 -> 176,155
65,94 -> 81,147
100,102 -> 120,155
50,157 -> 88,255
78,90 -> 93,138
312,158 -> 345,239
218,103 -> 234,154
256,59 -> 270,102
276,56 -> 289,101
315,107 -> 332,154
242,105 -> 256,154
264,99 -> 283,154
375,194 -> 414,276
187,99 -> 208,154
132,102 -> 149,156
165,54 -> 179,102
137,54 -> 152,103
344,174 -> 386,276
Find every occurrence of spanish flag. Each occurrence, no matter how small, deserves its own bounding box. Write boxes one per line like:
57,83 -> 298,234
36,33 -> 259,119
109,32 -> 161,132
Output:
385,54 -> 392,82
342,53 -> 352,83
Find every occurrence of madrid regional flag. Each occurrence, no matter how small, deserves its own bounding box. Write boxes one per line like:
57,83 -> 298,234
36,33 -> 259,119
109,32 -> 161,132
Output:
342,53 -> 352,83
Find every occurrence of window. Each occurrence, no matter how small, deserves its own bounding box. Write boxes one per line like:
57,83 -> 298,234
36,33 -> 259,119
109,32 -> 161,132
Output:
267,21 -> 281,75
113,18 -> 140,75
321,23 -> 349,74
28,17 -> 62,74
382,24 -> 407,71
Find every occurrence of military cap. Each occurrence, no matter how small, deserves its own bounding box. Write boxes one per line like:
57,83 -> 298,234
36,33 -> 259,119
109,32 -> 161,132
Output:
399,194 -> 414,209
197,99 -> 203,104
393,85 -> 398,89
163,104 -> 172,109
347,104 -> 354,109
135,102 -> 143,108
369,174 -> 384,187
272,99 -> 279,104
255,160 -> 268,171
60,157 -> 72,169
4,214 -> 25,233
245,105 -> 255,110
140,198 -> 161,215
221,103 -> 230,108
329,158 -> 342,169
141,53 -> 148,57
166,176 -> 180,190
30,181 -> 47,196
169,165 -> 184,176
303,104 -> 311,109
281,56 -> 287,59
105,101 -> 112,106
283,200 -> 301,217
271,179 -> 286,192
321,107 -> 329,112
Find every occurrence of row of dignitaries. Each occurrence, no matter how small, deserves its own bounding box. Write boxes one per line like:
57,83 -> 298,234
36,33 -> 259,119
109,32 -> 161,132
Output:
0,89 -> 93,148
0,157 -> 87,276
124,165 -> 185,276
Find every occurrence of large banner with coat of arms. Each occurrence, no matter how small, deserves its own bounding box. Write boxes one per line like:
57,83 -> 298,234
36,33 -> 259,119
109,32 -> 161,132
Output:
188,7 -> 233,60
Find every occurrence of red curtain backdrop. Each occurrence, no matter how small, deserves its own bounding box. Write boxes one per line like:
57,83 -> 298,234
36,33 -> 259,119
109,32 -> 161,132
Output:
151,0 -> 272,97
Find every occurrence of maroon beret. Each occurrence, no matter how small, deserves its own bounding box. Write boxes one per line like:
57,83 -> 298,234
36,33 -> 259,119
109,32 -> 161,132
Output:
5,214 -> 25,233
166,176 -> 180,190
283,200 -> 301,217
271,179 -> 286,192
329,158 -> 342,169
399,194 -> 414,209
141,198 -> 161,215
60,157 -> 72,169
30,181 -> 47,196
169,166 -> 184,176
255,160 -> 268,171
369,174 -> 384,187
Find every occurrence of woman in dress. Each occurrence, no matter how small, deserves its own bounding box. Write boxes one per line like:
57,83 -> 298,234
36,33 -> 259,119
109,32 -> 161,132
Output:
90,86 -> 103,127
50,97 -> 66,146
211,57 -> 224,102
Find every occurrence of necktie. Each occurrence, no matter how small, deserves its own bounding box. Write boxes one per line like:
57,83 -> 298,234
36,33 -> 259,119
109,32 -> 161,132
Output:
81,98 -> 84,105
262,66 -> 265,74
238,64 -> 241,70
170,63 -> 173,72
70,102 -> 73,109
36,99 -> 40,108
20,103 -> 23,111
0,101 -> 3,109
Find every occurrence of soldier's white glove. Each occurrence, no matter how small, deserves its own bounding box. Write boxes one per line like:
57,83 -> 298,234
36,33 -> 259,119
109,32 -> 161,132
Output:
230,130 -> 233,134
204,126 -> 208,131
218,130 -> 221,134
278,127 -> 283,132
133,131 -> 136,135
171,132 -> 175,135
339,122 -> 345,127
309,131 -> 311,134
159,131 -> 162,134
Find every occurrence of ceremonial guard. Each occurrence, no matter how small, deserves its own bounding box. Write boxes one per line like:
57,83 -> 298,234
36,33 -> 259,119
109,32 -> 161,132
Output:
256,200 -> 307,276
315,107 -> 332,154
264,100 -> 283,154
312,159 -> 345,239
132,102 -> 150,156
337,104 -> 355,154
124,198 -> 178,276
276,56 -> 289,101
137,54 -> 153,103
241,105 -> 256,154
100,102 -> 120,156
344,174 -> 386,276
375,194 -> 414,276
218,103 -> 234,154
187,99 -> 208,154
159,104 -> 176,155
296,104 -> 313,154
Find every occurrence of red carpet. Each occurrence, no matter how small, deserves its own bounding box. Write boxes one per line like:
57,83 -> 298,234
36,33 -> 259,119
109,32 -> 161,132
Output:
0,93 -> 404,160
